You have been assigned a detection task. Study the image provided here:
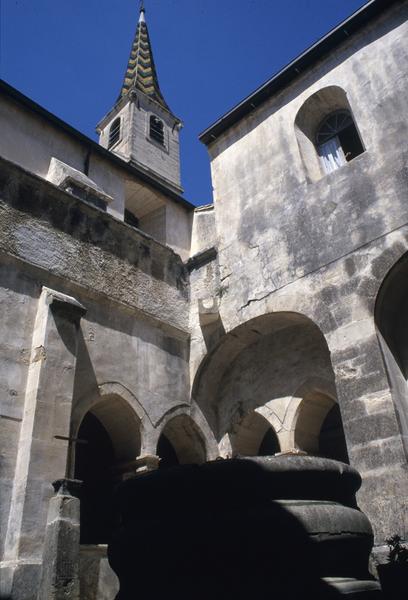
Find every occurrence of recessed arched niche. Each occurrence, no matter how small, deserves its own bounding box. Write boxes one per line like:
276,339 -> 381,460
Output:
192,310 -> 350,465
375,252 -> 408,454
74,394 -> 141,544
294,86 -> 364,181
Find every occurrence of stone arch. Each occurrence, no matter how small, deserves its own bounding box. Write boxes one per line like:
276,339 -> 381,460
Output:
73,381 -> 147,423
362,236 -> 408,313
319,404 -> 349,464
71,381 -> 152,466
291,380 -> 335,452
192,311 -> 337,446
294,85 -> 363,181
74,398 -> 141,544
289,379 -> 348,462
294,391 -> 334,452
375,251 -> 408,454
229,410 -> 280,457
157,413 -> 207,468
79,394 -> 141,461
72,384 -> 143,544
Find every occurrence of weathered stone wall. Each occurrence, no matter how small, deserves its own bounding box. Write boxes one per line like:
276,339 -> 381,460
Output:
165,201 -> 193,263
1,4 -> 408,596
0,94 -> 126,219
207,4 -> 408,309
190,205 -> 216,256
0,156 -> 196,597
0,265 -> 38,562
128,94 -> 182,193
191,1 -> 408,544
0,90 -> 193,257
215,321 -> 334,436
0,157 -> 189,331
99,95 -> 182,194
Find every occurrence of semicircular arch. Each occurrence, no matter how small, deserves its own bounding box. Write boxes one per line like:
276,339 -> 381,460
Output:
192,311 -> 336,441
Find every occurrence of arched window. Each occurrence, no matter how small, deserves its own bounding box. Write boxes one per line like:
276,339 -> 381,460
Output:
149,115 -> 165,146
108,118 -> 121,149
316,110 -> 364,174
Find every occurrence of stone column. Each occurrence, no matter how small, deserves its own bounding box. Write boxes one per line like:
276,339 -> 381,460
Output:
37,479 -> 81,600
1,287 -> 86,599
329,319 -> 408,546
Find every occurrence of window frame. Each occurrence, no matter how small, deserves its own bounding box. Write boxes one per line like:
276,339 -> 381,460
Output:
107,117 -> 121,150
315,110 -> 364,174
149,115 -> 166,148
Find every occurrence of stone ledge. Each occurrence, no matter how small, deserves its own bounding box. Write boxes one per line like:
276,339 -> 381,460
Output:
0,156 -> 190,333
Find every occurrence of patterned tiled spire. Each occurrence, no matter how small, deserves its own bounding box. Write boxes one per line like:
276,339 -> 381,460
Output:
119,4 -> 170,111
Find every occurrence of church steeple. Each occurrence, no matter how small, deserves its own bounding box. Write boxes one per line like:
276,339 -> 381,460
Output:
119,5 -> 170,112
96,3 -> 183,194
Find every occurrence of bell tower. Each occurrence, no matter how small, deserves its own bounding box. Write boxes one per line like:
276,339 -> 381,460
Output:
97,4 -> 183,193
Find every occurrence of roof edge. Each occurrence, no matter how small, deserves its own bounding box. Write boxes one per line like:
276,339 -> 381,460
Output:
199,0 -> 400,146
0,79 -> 194,211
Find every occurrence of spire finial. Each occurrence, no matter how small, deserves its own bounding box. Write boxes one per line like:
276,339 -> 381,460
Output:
139,0 -> 145,23
118,0 -> 170,111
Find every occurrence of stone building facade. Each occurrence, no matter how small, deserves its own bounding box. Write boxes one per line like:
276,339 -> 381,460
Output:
0,0 -> 408,598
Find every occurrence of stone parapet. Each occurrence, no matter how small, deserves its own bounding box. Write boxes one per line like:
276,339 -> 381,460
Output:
0,156 -> 190,335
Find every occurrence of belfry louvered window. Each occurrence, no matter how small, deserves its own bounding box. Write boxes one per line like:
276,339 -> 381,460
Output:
316,110 -> 364,174
150,116 -> 165,146
108,118 -> 121,149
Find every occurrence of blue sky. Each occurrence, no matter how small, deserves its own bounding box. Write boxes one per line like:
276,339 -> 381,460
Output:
1,0 -> 367,205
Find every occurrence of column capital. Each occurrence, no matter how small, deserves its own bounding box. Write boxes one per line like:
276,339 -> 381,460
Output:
52,478 -> 82,499
134,454 -> 160,474
43,287 -> 87,320
112,455 -> 160,480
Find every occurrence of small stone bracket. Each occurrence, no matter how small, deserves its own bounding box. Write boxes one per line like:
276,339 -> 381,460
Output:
46,157 -> 113,207
43,287 -> 87,320
112,455 -> 160,479
52,478 -> 82,499
198,296 -> 220,326
135,454 -> 160,474
186,247 -> 217,272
